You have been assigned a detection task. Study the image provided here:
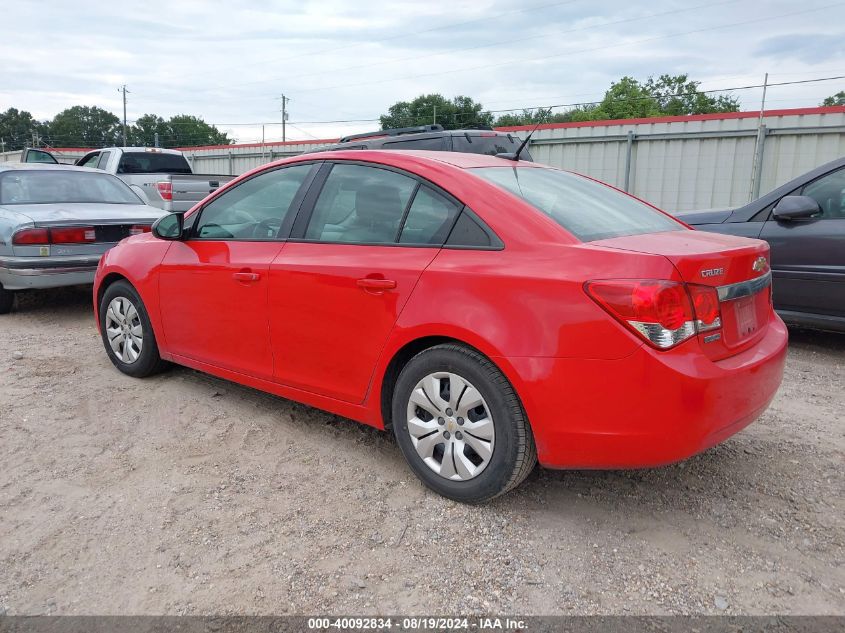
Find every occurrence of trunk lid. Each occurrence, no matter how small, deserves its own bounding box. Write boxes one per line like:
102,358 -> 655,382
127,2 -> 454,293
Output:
592,230 -> 773,360
9,202 -> 165,225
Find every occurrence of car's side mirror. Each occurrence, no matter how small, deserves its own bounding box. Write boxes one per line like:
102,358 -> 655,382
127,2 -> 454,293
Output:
151,212 -> 185,240
772,195 -> 821,221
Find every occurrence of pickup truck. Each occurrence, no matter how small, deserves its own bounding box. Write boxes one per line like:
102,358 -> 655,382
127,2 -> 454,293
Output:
76,147 -> 236,212
22,147 -> 235,212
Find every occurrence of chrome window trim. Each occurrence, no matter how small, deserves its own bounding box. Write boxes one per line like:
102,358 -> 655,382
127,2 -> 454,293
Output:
717,271 -> 772,302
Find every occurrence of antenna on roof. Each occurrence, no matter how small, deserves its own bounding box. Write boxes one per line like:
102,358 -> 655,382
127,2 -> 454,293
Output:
509,121 -> 542,161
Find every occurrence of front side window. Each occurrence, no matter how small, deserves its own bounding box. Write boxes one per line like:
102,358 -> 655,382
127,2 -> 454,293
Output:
96,151 -> 112,170
77,153 -> 101,168
399,186 -> 461,244
194,164 -> 312,240
0,170 -> 141,205
305,164 -> 416,244
473,166 -> 682,242
801,167 -> 845,219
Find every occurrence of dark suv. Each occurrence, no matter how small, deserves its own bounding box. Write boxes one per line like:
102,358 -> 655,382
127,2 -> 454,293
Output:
308,124 -> 533,161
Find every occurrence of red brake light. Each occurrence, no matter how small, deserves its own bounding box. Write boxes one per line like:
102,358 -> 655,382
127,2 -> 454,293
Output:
12,228 -> 50,245
130,224 -> 152,235
687,284 -> 722,331
155,181 -> 173,201
586,279 -> 723,349
51,226 -> 96,244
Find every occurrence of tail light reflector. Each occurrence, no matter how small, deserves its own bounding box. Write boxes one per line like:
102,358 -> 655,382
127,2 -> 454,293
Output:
12,228 -> 50,245
50,226 -> 96,244
585,279 -> 723,349
155,181 -> 173,201
129,224 -> 152,235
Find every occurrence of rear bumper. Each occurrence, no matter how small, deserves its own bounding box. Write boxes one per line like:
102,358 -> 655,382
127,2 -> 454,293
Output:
0,255 -> 100,290
505,313 -> 788,469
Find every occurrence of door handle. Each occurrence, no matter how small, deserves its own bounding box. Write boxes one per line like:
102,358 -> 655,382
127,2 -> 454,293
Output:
356,278 -> 397,291
233,271 -> 261,282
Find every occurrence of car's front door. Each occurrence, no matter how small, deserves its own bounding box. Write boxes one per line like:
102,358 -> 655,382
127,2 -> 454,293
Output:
760,166 -> 845,319
157,163 -> 317,380
268,162 -> 462,403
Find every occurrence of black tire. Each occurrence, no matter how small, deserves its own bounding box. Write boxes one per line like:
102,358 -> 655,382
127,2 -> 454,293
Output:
99,280 -> 167,377
0,284 -> 13,314
391,344 -> 537,503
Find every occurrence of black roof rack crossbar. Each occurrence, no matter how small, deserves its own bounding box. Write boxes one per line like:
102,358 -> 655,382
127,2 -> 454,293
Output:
339,124 -> 445,143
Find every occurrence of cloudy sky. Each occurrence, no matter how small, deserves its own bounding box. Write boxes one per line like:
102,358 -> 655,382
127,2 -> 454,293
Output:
2,0 -> 844,145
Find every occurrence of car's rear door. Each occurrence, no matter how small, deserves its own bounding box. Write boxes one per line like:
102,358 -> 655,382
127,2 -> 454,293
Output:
268,161 -> 462,403
157,163 -> 318,380
759,166 -> 845,319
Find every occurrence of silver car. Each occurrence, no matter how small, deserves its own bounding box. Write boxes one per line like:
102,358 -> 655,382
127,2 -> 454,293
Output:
0,163 -> 166,313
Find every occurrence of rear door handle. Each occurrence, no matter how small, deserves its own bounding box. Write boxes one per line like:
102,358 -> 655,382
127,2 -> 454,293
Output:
233,271 -> 261,282
356,278 -> 397,291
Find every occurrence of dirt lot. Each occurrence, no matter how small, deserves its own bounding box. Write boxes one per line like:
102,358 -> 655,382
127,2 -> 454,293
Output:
0,286 -> 843,616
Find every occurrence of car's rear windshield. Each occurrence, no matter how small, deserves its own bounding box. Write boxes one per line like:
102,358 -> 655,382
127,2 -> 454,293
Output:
472,166 -> 682,242
117,152 -> 192,175
0,170 -> 142,205
453,134 -> 533,161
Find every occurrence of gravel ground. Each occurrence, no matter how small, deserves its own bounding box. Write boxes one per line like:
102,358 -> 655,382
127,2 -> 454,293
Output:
0,286 -> 843,616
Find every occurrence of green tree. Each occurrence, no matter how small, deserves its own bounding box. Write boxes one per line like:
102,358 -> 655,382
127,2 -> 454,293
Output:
46,106 -> 121,147
0,108 -> 46,151
129,114 -> 168,147
164,115 -> 232,147
644,74 -> 739,115
379,94 -> 493,130
821,91 -> 845,106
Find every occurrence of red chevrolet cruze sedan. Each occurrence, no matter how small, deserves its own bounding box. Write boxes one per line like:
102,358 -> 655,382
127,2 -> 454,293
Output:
94,150 -> 787,502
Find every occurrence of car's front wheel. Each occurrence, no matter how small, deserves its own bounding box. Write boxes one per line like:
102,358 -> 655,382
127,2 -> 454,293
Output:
99,280 -> 167,377
392,344 -> 536,503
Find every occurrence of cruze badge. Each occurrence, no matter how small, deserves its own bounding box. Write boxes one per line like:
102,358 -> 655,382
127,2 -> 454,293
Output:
700,267 -> 724,278
752,256 -> 769,273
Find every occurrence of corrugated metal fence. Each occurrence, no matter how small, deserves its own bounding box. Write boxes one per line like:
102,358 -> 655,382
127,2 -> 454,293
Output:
3,107 -> 844,211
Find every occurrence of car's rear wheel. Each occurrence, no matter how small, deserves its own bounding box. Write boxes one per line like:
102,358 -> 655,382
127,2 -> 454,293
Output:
99,280 -> 167,377
0,285 -> 14,314
391,344 -> 536,503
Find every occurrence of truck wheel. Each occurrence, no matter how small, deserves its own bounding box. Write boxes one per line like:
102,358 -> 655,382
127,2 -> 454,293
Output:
0,285 -> 14,314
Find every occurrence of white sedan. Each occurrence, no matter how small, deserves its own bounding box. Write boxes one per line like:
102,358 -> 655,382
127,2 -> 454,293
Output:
0,163 -> 167,314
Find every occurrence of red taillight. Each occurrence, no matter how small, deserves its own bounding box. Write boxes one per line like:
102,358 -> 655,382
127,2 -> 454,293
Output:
155,181 -> 173,201
12,226 -> 97,245
687,284 -> 722,332
129,224 -> 152,235
50,226 -> 96,244
12,228 -> 50,245
586,279 -> 722,349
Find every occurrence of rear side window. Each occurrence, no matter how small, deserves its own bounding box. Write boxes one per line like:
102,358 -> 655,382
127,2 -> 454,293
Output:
452,134 -> 532,160
473,166 -> 682,242
305,164 -> 416,244
399,186 -> 461,244
117,152 -> 192,175
382,137 -> 448,151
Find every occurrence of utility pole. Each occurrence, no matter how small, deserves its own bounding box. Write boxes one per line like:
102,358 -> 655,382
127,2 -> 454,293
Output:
119,84 -> 129,146
154,132 -> 159,148
749,73 -> 769,202
0,139 -> 5,155
433,105 -> 437,125
281,94 -> 290,142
